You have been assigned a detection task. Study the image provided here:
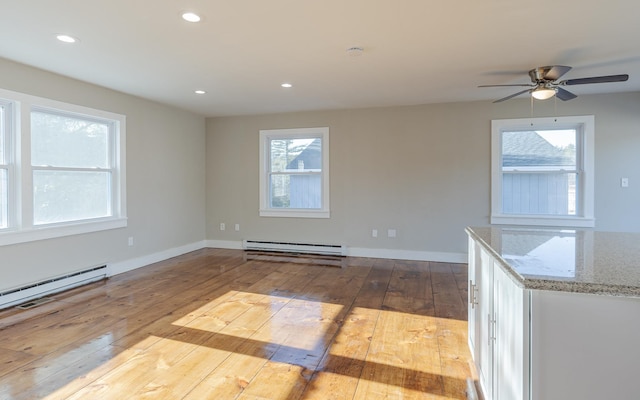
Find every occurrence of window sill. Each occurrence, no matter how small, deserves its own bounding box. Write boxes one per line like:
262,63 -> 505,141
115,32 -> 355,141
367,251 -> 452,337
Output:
259,209 -> 330,219
491,214 -> 595,228
0,217 -> 127,246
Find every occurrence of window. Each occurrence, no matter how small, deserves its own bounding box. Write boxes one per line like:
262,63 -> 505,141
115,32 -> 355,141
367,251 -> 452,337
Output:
0,100 -> 12,230
259,127 -> 329,218
0,88 -> 126,246
31,109 -> 117,225
491,116 -> 594,227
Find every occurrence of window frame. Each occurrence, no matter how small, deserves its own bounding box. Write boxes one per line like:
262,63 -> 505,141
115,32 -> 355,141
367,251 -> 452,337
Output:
0,88 -> 126,246
491,115 -> 594,228
259,127 -> 330,218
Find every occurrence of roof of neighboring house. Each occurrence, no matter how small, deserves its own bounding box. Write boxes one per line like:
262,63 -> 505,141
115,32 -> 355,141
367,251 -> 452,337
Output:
286,138 -> 322,170
502,131 -> 574,167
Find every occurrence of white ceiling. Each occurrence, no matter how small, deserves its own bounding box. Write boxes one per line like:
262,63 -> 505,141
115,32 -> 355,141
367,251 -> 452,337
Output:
1,1 -> 639,117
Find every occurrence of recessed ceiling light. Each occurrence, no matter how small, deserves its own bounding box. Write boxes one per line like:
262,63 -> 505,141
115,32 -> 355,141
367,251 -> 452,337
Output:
56,34 -> 78,43
194,90 -> 206,94
182,12 -> 201,22
281,83 -> 293,88
346,46 -> 364,56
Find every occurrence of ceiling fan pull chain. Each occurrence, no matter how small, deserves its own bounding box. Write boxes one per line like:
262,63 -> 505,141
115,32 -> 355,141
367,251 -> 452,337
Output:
530,94 -> 534,118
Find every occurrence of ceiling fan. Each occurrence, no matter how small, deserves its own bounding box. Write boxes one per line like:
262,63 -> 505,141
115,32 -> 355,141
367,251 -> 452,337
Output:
479,65 -> 629,103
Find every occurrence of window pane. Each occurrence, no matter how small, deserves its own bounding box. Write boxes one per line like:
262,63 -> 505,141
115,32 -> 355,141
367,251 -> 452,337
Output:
270,174 -> 322,209
0,105 -> 5,163
270,174 -> 290,208
31,111 -> 110,168
270,138 -> 321,172
0,169 -> 7,228
502,172 -> 576,215
502,130 -> 576,168
33,171 -> 111,224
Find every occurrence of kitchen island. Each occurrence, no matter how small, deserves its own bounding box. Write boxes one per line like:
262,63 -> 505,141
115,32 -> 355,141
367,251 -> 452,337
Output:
466,226 -> 640,400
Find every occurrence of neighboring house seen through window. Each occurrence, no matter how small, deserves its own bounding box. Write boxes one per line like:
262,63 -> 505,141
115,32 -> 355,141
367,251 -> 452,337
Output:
0,88 -> 126,246
491,116 -> 594,227
259,127 -> 329,218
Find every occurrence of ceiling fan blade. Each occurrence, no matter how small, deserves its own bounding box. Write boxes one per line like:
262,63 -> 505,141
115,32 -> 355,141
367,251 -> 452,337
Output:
543,65 -> 572,81
562,74 -> 629,86
493,89 -> 531,103
478,84 -> 533,88
555,87 -> 577,101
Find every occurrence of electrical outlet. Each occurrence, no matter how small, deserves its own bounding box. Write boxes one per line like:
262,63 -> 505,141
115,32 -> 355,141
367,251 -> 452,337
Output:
388,229 -> 397,238
621,177 -> 629,188
220,223 -> 226,231
372,229 -> 378,238
235,224 -> 240,231
128,236 -> 134,246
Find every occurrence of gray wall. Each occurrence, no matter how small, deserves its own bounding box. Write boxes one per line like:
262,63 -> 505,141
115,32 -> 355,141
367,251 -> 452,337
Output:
0,58 -> 206,292
206,92 -> 640,256
2,54 -> 638,293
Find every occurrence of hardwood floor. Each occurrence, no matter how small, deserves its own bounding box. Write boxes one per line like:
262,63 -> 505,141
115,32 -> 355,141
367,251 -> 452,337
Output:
0,249 -> 474,399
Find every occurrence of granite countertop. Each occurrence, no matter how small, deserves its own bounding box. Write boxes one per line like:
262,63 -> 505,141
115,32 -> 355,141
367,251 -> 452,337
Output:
466,226 -> 640,297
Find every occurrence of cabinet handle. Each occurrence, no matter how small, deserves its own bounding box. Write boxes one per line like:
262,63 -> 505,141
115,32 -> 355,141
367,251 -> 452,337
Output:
469,280 -> 475,307
469,281 -> 479,308
492,312 -> 497,343
488,313 -> 496,346
488,314 -> 492,346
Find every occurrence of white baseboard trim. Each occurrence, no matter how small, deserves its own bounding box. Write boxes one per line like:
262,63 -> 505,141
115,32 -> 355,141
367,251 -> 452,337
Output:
205,239 -> 243,250
108,240 -> 206,277
347,247 -> 467,263
205,239 -> 466,264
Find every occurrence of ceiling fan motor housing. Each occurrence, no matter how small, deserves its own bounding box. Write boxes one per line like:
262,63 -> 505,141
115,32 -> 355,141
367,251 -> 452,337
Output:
529,65 -> 572,83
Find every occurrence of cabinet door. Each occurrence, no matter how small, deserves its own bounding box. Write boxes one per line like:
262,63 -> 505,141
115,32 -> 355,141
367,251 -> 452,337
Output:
476,248 -> 494,400
467,239 -> 480,359
493,262 -> 528,400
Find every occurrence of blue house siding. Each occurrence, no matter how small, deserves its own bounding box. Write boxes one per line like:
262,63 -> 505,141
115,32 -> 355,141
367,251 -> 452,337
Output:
502,173 -> 569,215
289,175 -> 321,208
286,138 -> 322,209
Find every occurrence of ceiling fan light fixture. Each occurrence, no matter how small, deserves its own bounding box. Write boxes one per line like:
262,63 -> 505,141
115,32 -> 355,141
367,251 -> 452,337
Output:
56,34 -> 78,43
531,87 -> 556,100
182,12 -> 201,22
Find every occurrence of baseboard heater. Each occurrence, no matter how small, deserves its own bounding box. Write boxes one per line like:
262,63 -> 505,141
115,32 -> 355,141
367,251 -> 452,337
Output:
242,240 -> 346,257
0,265 -> 107,310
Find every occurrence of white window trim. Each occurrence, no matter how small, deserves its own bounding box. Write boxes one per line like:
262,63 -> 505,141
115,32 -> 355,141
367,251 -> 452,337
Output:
491,115 -> 594,228
0,88 -> 126,246
259,127 -> 330,218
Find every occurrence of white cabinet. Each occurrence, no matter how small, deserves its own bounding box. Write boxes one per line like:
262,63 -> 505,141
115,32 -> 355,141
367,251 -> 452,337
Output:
477,247 -> 494,398
468,228 -> 640,400
468,243 -> 528,400
467,239 -> 479,359
492,260 -> 528,400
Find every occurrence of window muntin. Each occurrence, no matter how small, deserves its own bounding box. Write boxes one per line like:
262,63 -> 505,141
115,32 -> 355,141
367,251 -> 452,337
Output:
491,116 -> 594,228
0,87 -> 126,246
259,127 -> 329,218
